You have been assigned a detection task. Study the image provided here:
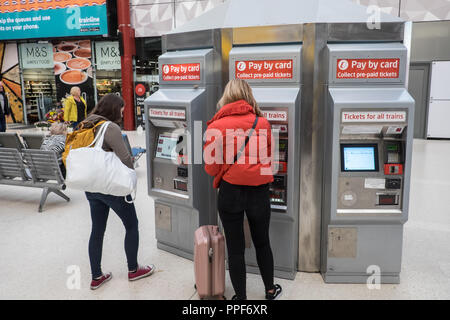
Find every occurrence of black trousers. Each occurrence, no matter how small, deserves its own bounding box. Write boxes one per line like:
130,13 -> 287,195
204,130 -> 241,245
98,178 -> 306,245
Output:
0,114 -> 6,132
218,180 -> 274,299
85,192 -> 139,279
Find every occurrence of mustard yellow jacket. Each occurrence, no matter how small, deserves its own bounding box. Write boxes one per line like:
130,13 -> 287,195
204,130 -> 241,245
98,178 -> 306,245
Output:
63,96 -> 87,122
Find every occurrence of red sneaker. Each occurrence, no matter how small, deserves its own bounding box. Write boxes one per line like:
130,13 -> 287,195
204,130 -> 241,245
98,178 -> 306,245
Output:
90,272 -> 112,290
128,264 -> 155,281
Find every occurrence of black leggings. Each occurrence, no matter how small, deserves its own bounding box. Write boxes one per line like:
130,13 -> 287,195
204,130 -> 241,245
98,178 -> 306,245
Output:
218,180 -> 274,299
85,192 -> 139,279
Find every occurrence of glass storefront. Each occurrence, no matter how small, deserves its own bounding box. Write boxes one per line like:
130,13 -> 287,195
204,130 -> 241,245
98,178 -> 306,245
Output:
22,68 -> 57,123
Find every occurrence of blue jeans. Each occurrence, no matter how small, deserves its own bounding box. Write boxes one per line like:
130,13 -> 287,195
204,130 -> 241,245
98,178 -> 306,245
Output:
85,192 -> 139,279
0,114 -> 6,132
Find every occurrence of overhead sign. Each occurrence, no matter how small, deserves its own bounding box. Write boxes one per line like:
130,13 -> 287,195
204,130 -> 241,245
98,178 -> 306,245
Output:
20,43 -> 53,69
149,108 -> 186,120
342,111 -> 406,123
162,63 -> 201,81
95,41 -> 121,70
0,0 -> 108,40
336,58 -> 400,79
235,60 -> 293,80
262,110 -> 288,122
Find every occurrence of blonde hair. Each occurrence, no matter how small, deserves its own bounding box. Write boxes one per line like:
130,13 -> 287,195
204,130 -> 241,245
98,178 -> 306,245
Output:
50,122 -> 68,135
70,86 -> 81,96
217,79 -> 263,117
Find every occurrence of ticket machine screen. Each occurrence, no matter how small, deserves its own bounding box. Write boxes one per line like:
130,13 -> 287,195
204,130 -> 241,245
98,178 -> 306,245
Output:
155,133 -> 178,161
341,144 -> 379,172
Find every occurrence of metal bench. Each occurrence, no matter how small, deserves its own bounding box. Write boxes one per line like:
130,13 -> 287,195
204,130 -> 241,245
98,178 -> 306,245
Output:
0,132 -> 24,150
21,133 -> 46,149
0,148 -> 70,212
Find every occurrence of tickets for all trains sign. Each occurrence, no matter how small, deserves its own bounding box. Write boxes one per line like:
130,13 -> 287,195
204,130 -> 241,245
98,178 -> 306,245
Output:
149,108 -> 186,120
162,63 -> 201,81
342,111 -> 406,123
336,58 -> 400,79
235,60 -> 293,80
262,110 -> 288,122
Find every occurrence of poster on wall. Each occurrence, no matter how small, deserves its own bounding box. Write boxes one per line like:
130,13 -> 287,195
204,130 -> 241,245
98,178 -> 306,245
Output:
53,40 -> 95,112
0,43 -> 23,123
0,0 -> 108,40
134,82 -> 149,129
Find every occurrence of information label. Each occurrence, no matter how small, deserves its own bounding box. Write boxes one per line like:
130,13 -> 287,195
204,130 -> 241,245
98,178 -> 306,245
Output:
149,108 -> 186,120
342,111 -> 406,123
336,58 -> 400,79
95,41 -> 120,70
235,60 -> 293,80
162,63 -> 201,81
262,110 -> 288,122
20,43 -> 53,69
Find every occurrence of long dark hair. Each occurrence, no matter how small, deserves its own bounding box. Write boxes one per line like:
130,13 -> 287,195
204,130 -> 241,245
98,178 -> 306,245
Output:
88,93 -> 124,125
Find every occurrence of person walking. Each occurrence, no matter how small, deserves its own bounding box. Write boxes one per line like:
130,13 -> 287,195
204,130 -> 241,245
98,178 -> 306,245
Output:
63,86 -> 87,129
79,94 -> 155,290
0,81 -> 11,132
203,79 -> 282,300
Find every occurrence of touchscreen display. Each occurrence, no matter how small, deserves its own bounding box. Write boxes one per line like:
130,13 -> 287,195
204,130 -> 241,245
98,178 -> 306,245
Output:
341,144 -> 378,172
156,134 -> 178,160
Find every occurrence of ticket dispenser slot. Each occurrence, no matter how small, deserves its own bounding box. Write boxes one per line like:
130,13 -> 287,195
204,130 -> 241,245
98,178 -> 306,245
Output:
321,43 -> 415,284
229,44 -> 302,280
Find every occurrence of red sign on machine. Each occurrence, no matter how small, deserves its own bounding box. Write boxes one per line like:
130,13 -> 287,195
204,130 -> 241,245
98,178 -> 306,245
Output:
336,58 -> 400,79
235,60 -> 293,80
162,63 -> 201,81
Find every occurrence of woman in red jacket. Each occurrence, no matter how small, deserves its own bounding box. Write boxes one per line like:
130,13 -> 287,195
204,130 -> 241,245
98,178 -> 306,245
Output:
204,79 -> 282,300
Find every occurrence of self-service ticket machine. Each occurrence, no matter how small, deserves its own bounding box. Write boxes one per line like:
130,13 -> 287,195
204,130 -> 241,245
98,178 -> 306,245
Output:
144,49 -> 220,259
229,45 -> 302,279
321,43 -> 415,283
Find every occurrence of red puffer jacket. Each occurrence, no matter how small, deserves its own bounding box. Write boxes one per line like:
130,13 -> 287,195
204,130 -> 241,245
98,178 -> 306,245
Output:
204,100 -> 274,188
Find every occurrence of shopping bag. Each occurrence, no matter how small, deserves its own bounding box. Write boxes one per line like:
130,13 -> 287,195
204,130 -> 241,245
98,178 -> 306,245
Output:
65,122 -> 137,197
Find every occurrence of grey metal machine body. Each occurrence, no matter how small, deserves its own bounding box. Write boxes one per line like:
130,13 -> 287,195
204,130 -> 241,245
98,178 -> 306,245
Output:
228,44 -> 302,280
144,48 -> 221,260
320,43 -> 415,283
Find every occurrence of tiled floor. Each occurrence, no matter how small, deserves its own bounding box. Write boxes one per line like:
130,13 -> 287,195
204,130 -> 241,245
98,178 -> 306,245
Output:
0,129 -> 449,300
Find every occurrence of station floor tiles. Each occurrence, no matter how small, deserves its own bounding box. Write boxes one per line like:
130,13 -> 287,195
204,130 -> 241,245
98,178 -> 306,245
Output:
0,129 -> 449,300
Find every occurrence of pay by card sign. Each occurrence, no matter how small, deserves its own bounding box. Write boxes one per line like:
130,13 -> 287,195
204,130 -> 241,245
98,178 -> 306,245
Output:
235,60 -> 293,80
336,58 -> 400,79
162,63 -> 201,81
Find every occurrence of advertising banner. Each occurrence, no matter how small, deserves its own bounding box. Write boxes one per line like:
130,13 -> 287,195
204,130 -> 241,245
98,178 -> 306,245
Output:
53,40 -> 95,113
0,0 -> 108,40
0,43 -> 24,123
19,43 -> 53,69
235,60 -> 293,80
336,58 -> 400,79
135,82 -> 149,129
95,41 -> 121,70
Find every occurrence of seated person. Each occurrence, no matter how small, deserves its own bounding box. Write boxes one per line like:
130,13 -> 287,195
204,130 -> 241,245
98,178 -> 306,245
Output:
40,122 -> 68,178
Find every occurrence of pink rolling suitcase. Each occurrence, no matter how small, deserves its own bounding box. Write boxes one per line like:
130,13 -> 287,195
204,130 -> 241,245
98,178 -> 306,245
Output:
194,225 -> 226,299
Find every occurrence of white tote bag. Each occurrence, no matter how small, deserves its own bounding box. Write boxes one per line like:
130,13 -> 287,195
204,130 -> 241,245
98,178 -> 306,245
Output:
65,122 -> 137,198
